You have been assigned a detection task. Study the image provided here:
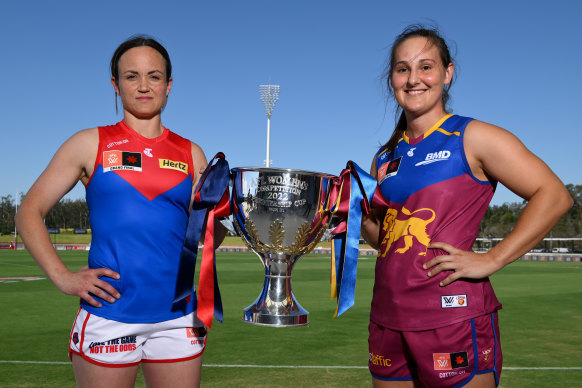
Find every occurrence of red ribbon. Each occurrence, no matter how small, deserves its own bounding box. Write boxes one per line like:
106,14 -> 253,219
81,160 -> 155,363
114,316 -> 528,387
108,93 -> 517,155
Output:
197,191 -> 230,329
193,153 -> 231,329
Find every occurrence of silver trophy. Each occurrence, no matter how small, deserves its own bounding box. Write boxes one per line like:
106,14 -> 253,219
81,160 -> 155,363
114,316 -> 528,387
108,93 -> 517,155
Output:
231,167 -> 333,327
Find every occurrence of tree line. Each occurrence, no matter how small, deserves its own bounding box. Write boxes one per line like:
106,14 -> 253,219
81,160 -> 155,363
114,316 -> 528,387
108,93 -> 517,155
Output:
1,184 -> 580,249
478,184 -> 580,250
0,196 -> 89,235
479,184 -> 580,236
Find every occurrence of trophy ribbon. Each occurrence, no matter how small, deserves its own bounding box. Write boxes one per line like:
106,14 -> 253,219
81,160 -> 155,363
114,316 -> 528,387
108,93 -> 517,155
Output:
328,161 -> 378,317
174,152 -> 230,329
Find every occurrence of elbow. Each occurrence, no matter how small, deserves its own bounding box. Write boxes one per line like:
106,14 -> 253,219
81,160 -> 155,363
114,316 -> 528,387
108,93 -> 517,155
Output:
562,191 -> 574,213
14,208 -> 24,234
14,201 -> 38,236
361,219 -> 380,250
360,231 -> 375,250
540,181 -> 574,213
566,193 -> 574,209
558,185 -> 574,214
14,207 -> 31,237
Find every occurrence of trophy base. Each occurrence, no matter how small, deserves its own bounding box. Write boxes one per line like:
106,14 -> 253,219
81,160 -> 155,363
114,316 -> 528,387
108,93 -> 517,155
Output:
241,272 -> 311,327
242,303 -> 309,327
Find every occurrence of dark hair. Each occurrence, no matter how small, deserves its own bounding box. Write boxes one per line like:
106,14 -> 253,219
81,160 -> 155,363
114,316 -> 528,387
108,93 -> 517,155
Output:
110,35 -> 172,82
382,25 -> 456,156
110,35 -> 172,114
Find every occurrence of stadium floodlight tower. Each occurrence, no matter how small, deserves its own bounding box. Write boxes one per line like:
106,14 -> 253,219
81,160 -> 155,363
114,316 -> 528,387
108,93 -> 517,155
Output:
259,84 -> 280,168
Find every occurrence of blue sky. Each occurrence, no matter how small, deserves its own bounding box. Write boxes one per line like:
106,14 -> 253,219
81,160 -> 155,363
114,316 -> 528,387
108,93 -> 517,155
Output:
1,0 -> 579,205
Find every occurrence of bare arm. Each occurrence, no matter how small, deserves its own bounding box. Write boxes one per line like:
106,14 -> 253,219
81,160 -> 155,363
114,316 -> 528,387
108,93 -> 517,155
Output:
424,121 -> 573,286
361,157 -> 383,249
15,129 -> 121,306
190,141 -> 208,209
190,143 -> 228,247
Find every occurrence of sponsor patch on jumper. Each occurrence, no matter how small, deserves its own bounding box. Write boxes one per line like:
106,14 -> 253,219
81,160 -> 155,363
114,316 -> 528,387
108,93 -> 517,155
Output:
103,151 -> 142,172
415,150 -> 451,166
433,351 -> 469,370
441,294 -> 467,308
159,159 -> 188,174
378,157 -> 402,183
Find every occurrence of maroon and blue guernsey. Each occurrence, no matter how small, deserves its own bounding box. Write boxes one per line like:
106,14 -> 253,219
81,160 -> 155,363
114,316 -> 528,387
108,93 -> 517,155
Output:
83,121 -> 195,323
372,114 -> 502,331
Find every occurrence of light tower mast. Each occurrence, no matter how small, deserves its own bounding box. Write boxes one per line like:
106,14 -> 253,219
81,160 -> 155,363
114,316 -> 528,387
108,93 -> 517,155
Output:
259,84 -> 280,167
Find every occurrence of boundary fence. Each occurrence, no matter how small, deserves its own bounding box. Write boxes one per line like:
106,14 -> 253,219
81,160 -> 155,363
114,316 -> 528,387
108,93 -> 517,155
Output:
2,242 -> 580,262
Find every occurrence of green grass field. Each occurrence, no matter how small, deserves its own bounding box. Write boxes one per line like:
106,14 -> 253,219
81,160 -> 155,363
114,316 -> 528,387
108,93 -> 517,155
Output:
0,235 -> 336,248
0,250 -> 581,387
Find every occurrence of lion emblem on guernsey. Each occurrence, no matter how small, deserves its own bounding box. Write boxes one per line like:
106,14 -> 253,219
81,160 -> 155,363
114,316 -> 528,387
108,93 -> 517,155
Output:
380,206 -> 436,257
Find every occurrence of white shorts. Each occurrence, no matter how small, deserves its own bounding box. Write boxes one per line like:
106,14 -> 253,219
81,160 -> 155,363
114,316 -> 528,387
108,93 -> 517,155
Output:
69,308 -> 207,367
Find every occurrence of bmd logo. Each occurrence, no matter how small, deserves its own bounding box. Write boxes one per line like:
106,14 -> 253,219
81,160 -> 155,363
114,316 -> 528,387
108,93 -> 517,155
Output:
415,150 -> 451,166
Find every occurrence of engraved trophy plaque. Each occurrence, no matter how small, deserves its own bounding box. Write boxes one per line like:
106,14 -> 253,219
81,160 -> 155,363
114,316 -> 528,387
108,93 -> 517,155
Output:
231,167 -> 333,327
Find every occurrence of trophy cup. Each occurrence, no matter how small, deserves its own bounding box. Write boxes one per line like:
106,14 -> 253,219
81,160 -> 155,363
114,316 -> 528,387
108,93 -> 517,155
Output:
231,167 -> 333,327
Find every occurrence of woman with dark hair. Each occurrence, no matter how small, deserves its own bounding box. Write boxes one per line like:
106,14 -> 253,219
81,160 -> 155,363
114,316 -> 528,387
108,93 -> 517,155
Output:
361,25 -> 572,387
16,35 -> 221,387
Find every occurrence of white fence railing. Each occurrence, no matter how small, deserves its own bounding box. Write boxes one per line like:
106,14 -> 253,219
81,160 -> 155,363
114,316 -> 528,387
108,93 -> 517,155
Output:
3,243 -> 581,263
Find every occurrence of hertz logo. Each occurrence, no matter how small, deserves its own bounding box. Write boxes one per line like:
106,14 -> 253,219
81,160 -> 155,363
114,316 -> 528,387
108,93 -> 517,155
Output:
159,159 -> 188,174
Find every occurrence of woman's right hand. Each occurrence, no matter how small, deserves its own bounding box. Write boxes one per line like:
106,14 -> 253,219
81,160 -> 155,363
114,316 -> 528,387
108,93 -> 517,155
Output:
54,266 -> 121,308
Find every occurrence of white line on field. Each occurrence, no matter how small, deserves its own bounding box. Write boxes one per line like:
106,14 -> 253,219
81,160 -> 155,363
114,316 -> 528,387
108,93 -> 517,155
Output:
1,361 -> 581,370
503,367 -> 582,370
0,261 -> 39,268
204,364 -> 367,369
0,361 -> 69,365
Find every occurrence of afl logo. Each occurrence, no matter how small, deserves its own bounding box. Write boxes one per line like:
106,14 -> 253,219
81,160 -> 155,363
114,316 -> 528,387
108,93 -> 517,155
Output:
72,332 -> 79,345
441,294 -> 468,308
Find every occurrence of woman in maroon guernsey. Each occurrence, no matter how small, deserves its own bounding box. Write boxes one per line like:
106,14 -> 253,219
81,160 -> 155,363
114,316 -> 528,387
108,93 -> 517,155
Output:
361,25 -> 572,388
16,36 -> 222,388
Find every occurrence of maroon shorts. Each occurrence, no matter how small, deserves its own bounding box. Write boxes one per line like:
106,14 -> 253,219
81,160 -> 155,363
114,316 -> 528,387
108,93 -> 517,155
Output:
368,313 -> 502,387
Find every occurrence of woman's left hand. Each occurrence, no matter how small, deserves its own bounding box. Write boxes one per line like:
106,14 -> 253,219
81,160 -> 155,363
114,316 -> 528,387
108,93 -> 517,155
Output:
423,241 -> 502,286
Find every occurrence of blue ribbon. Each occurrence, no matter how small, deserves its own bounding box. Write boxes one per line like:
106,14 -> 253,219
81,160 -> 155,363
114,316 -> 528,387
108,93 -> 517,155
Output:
332,161 -> 377,317
173,153 -> 230,326
174,208 -> 205,305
